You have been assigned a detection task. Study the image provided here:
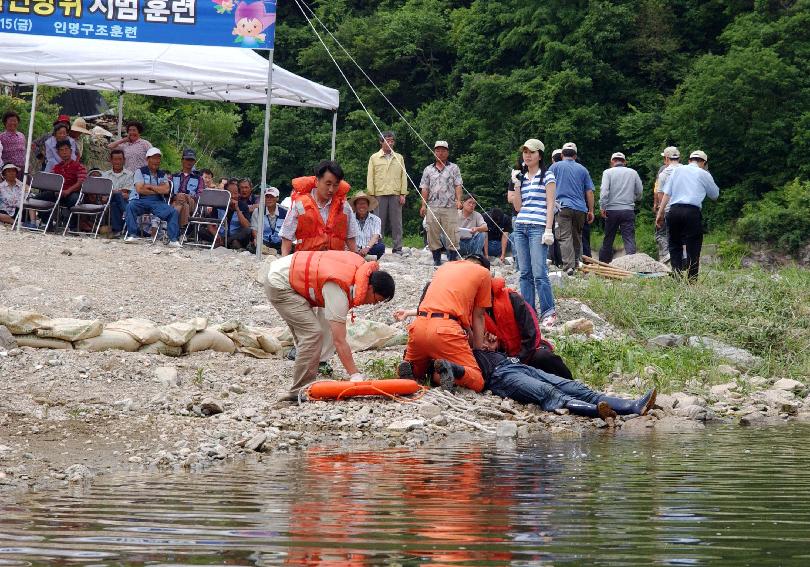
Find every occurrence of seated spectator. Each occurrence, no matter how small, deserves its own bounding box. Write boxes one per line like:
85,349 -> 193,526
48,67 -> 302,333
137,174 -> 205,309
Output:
170,149 -> 204,229
101,149 -> 134,237
1,111 -> 27,170
0,163 -> 30,226
124,148 -> 181,247
200,168 -> 217,190
350,192 -> 385,259
49,140 -> 87,215
484,207 -> 512,262
224,177 -> 252,248
108,120 -> 152,171
44,124 -> 78,173
69,118 -> 91,162
250,186 -> 286,253
238,177 -> 258,213
218,176 -> 228,189
457,194 -> 487,257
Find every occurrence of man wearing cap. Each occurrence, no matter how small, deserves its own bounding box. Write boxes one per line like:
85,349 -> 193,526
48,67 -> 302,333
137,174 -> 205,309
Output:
654,146 -> 682,264
350,192 -> 385,259
549,142 -> 595,274
102,149 -> 134,237
656,150 -> 719,281
419,141 -> 463,266
367,131 -> 408,254
170,149 -> 204,229
598,152 -> 643,263
0,163 -> 26,226
251,186 -> 286,254
124,147 -> 181,247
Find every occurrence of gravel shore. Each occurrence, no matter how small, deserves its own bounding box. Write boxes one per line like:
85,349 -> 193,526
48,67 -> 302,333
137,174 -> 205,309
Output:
1,227 -> 807,491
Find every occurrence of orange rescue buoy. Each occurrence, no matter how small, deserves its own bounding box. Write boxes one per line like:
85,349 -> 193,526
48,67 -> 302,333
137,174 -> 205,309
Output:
306,379 -> 423,401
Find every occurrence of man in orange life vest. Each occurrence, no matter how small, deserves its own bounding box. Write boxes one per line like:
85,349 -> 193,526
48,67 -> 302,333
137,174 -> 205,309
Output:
279,160 -> 360,255
264,250 -> 395,401
397,255 -> 492,392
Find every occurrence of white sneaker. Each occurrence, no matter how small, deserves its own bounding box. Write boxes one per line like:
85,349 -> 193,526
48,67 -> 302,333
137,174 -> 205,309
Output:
124,236 -> 138,243
541,313 -> 558,329
167,240 -> 182,248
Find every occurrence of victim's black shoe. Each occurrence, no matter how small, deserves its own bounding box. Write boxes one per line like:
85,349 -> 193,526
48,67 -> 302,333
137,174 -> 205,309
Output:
600,388 -> 657,416
565,400 -> 618,419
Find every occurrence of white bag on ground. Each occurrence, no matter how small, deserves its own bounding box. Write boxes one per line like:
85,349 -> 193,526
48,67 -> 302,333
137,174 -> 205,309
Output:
347,319 -> 399,352
36,318 -> 103,341
14,334 -> 73,349
0,308 -> 51,335
106,318 -> 161,345
157,321 -> 197,347
184,329 -> 236,354
74,330 -> 141,352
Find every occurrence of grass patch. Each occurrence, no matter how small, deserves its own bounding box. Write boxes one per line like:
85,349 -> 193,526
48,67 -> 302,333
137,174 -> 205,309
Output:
364,357 -> 401,380
557,266 -> 810,384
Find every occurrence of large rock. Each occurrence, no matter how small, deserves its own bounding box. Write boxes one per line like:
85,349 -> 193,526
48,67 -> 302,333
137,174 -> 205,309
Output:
654,416 -> 706,433
561,318 -> 594,336
710,382 -> 738,397
496,421 -> 518,438
155,366 -> 180,388
675,404 -> 711,421
672,393 -> 705,408
773,378 -> 805,394
688,336 -> 761,367
619,417 -> 655,434
387,419 -> 424,432
648,334 -> 686,348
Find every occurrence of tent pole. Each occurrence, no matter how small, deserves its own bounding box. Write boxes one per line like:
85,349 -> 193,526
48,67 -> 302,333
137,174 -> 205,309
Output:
330,110 -> 337,161
117,82 -> 124,138
255,49 -> 276,261
15,73 -> 39,232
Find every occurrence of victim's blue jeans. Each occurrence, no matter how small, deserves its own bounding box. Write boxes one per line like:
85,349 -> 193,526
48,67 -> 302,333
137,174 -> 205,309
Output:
513,222 -> 555,318
487,360 -> 602,411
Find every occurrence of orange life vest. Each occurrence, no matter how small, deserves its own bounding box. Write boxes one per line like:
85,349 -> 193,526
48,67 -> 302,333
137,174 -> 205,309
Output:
484,278 -> 524,356
291,176 -> 352,251
289,250 -> 378,308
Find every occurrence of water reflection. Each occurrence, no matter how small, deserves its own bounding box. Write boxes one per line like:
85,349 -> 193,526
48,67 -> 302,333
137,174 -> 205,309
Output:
1,424 -> 810,565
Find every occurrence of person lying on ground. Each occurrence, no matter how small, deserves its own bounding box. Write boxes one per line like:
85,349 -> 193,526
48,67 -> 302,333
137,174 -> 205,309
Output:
265,250 -> 395,402
473,348 -> 657,419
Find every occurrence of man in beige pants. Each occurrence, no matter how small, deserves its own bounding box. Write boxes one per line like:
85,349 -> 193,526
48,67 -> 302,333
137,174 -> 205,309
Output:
419,140 -> 463,267
264,250 -> 396,402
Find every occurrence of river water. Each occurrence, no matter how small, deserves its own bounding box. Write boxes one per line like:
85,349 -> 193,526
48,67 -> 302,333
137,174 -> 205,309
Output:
1,423 -> 809,566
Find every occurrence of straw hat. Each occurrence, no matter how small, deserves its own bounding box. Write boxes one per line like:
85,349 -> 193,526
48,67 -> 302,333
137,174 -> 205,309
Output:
349,191 -> 378,211
70,117 -> 91,135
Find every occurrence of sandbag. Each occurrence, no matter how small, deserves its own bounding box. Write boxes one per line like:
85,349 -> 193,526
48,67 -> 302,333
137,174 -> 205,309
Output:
157,321 -> 197,347
347,319 -> 399,352
74,330 -> 140,352
36,317 -> 103,341
250,326 -> 282,354
270,326 -> 294,347
184,329 -> 236,354
0,307 -> 51,335
15,333 -> 73,350
188,317 -> 208,332
106,318 -> 161,345
139,341 -> 183,357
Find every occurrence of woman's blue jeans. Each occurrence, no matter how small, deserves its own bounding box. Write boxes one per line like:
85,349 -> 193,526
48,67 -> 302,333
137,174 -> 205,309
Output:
513,222 -> 555,318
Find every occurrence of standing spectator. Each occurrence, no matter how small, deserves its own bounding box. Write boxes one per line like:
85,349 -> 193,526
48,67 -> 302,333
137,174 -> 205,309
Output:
124,147 -> 181,247
69,118 -> 91,162
420,141 -> 463,266
654,146 -> 682,264
108,120 -> 152,171
350,192 -> 385,259
280,160 -> 359,256
484,207 -> 512,262
0,111 -> 27,170
101,149 -> 133,237
0,164 -> 26,225
50,140 -> 87,212
510,138 -> 558,328
366,131 -> 408,254
549,142 -> 595,275
656,150 -> 719,282
598,152 -> 643,263
551,149 -> 562,163
170,149 -> 204,229
457,194 -> 487,257
44,124 -> 78,173
238,178 -> 258,213
251,186 -> 286,254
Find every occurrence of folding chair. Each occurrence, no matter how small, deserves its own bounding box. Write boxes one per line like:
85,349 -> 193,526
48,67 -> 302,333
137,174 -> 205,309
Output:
13,172 -> 64,234
182,189 -> 231,250
63,177 -> 113,238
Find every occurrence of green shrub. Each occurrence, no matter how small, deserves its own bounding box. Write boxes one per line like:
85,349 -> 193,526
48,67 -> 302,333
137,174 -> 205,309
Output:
736,179 -> 810,253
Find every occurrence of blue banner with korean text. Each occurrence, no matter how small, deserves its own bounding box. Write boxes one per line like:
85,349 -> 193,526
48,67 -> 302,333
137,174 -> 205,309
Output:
0,0 -> 276,48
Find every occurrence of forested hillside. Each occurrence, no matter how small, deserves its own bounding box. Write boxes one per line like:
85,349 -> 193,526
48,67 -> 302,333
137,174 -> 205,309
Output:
18,0 -> 810,249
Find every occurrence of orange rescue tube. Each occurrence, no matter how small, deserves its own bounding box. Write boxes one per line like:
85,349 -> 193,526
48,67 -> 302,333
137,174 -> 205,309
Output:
306,379 -> 422,401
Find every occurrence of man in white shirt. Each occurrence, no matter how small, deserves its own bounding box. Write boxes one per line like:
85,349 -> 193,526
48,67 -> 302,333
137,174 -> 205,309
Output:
101,149 -> 134,236
350,192 -> 385,259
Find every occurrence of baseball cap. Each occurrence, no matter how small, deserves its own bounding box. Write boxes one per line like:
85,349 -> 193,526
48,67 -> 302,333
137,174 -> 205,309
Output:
521,138 -> 545,153
53,114 -> 70,125
2,163 -> 20,173
265,186 -> 280,197
145,147 -> 162,158
551,148 -> 562,158
611,152 -> 626,161
181,148 -> 197,160
562,142 -> 578,153
661,146 -> 680,159
434,140 -> 449,149
689,150 -> 708,161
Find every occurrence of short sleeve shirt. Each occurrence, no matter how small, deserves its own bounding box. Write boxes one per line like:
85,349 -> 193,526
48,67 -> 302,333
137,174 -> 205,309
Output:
265,254 -> 350,323
418,261 -> 492,328
120,138 -> 152,171
279,190 -> 359,242
0,179 -> 23,215
458,210 -> 485,236
419,162 -> 463,208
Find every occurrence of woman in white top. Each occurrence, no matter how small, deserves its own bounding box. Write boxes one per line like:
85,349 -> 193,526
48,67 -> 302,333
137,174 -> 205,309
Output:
508,139 -> 557,328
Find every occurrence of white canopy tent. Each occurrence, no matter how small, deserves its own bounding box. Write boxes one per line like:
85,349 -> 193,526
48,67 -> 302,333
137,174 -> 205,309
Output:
0,33 -> 340,257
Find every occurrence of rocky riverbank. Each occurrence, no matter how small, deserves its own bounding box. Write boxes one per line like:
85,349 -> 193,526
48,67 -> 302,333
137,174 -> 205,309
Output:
1,228 -> 808,492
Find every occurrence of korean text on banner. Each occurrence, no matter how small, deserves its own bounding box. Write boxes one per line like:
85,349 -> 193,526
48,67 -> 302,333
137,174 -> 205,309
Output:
0,0 -> 276,49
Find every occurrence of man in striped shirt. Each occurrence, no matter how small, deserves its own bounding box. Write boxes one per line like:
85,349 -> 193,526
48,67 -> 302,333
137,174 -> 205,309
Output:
351,192 -> 385,259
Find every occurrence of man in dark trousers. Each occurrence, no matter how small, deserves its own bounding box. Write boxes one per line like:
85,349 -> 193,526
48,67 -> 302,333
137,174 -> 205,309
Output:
598,152 -> 643,263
